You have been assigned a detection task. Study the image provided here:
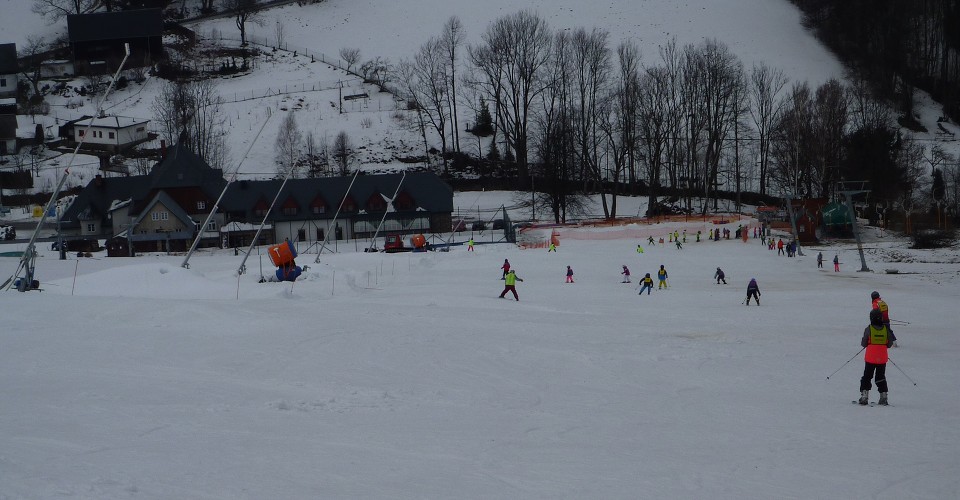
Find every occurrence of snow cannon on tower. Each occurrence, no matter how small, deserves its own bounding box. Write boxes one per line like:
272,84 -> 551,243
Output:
268,239 -> 302,282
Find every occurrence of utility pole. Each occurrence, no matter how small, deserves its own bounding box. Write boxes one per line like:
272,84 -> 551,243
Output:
838,181 -> 871,272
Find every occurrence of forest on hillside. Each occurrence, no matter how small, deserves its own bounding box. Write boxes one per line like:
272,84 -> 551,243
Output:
790,0 -> 960,123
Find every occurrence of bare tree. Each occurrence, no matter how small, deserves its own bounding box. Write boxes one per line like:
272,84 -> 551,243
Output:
441,16 -> 466,154
18,36 -> 48,102
339,47 -> 361,73
468,10 -> 554,181
568,28 -> 613,217
532,30 -> 576,223
150,79 -> 228,169
748,63 -> 789,196
274,111 -> 302,178
303,132 -> 329,178
223,0 -> 263,47
693,39 -> 744,212
399,37 -> 450,175
847,75 -> 891,131
31,0 -> 99,22
359,57 -> 391,88
810,79 -> 848,198
333,131 -> 352,176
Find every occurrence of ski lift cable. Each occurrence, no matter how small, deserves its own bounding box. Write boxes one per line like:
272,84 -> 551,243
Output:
181,108 -> 273,269
3,43 -> 132,292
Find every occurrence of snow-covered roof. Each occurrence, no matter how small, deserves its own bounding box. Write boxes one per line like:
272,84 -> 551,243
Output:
80,116 -> 150,129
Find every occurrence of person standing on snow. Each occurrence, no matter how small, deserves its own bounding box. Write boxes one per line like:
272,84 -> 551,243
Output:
714,267 -> 727,284
777,238 -> 785,255
467,238 -> 475,251
871,291 -> 896,347
833,254 -> 840,272
637,273 -> 654,295
499,270 -> 524,301
746,278 -> 761,305
858,308 -> 897,405
548,242 -> 557,252
657,265 -> 669,289
621,265 -> 631,283
817,252 -> 823,268
565,265 -> 575,283
501,259 -> 510,280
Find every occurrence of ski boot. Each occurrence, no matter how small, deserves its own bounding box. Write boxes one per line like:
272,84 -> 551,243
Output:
878,392 -> 888,406
858,390 -> 869,405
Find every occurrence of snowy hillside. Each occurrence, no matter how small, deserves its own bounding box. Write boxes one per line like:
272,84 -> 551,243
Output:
1,0 -> 855,199
1,191 -> 959,497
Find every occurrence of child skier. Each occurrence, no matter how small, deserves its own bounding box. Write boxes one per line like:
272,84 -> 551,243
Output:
499,270 -> 524,301
501,259 -> 510,280
871,291 -> 896,347
657,265 -> 668,289
833,254 -> 840,272
637,273 -> 654,295
858,308 -> 897,405
621,265 -> 631,283
714,267 -> 727,284
746,278 -> 761,305
565,265 -> 574,283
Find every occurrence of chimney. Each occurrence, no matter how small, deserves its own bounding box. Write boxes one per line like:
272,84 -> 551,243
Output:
160,139 -> 167,160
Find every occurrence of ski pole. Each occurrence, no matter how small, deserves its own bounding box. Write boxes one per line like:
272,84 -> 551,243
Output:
887,357 -> 918,386
890,319 -> 911,325
826,347 -> 865,380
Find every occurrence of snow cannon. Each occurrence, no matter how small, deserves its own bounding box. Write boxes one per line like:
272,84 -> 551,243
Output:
268,240 -> 298,267
410,233 -> 426,250
275,264 -> 302,282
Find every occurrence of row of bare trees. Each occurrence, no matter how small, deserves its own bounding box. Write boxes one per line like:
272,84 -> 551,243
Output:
393,10 -> 952,223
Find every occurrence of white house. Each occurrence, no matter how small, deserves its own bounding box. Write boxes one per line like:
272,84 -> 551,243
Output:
72,115 -> 150,152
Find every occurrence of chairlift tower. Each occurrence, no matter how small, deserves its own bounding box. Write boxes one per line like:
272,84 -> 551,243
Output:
838,181 -> 871,272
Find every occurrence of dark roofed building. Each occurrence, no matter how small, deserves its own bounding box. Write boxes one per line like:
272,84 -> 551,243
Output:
59,142 -> 455,255
0,114 -> 17,155
67,9 -> 163,73
0,43 -> 17,98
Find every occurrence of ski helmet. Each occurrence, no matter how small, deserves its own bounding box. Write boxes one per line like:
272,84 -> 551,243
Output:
871,291 -> 880,300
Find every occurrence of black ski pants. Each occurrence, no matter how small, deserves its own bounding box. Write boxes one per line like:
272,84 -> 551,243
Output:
860,362 -> 888,392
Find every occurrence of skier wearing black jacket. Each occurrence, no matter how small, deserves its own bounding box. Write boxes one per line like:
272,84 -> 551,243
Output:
746,278 -> 761,305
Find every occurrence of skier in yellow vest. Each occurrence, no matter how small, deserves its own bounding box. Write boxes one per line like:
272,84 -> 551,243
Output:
499,270 -> 524,301
858,309 -> 897,405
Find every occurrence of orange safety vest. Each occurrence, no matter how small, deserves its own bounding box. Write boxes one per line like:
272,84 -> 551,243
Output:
865,325 -> 890,364
872,298 -> 890,322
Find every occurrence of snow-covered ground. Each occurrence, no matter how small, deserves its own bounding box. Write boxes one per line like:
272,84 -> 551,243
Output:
1,192 -> 959,498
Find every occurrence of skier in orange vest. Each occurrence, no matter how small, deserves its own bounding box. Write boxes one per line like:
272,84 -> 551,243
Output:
858,309 -> 897,405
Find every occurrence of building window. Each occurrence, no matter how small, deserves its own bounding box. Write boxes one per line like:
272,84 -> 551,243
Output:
136,127 -> 145,132
108,132 -> 115,139
0,78 -> 6,86
297,229 -> 306,241
283,206 -> 297,215
254,209 -> 267,217
197,201 -> 206,210
316,228 -> 324,241
206,221 -> 217,231
161,211 -> 168,220
312,205 -> 326,214
151,212 -> 159,221
86,223 -> 96,232
78,130 -> 85,137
